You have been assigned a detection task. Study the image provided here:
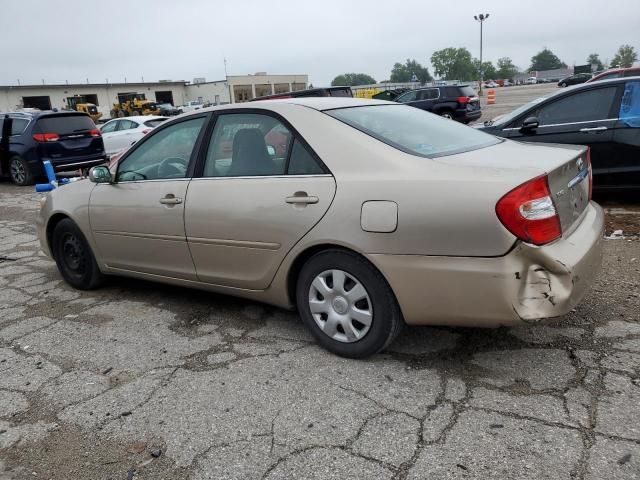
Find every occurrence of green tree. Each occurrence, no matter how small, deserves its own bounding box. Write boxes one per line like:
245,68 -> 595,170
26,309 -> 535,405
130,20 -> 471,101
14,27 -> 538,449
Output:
586,53 -> 604,71
529,48 -> 567,71
331,73 -> 377,87
430,48 -> 475,81
496,57 -> 519,79
389,59 -> 433,84
610,44 -> 638,68
473,59 -> 497,80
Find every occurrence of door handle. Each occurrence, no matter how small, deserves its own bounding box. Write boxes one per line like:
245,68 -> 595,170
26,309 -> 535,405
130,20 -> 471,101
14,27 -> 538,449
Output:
159,195 -> 182,205
579,126 -> 608,132
285,192 -> 319,205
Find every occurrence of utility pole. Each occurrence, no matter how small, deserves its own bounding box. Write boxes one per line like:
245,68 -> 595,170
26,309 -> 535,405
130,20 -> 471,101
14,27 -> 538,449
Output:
474,13 -> 490,96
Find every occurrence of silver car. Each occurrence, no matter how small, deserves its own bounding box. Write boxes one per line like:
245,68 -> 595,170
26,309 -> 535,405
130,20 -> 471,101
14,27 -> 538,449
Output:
37,98 -> 604,358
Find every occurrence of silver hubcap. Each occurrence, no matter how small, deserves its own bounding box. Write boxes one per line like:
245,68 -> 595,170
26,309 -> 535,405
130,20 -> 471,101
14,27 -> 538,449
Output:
10,159 -> 25,184
308,269 -> 373,343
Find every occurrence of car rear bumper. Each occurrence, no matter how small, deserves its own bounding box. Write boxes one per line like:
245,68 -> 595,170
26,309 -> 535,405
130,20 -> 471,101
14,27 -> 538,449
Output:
368,202 -> 604,327
455,108 -> 482,122
48,154 -> 108,172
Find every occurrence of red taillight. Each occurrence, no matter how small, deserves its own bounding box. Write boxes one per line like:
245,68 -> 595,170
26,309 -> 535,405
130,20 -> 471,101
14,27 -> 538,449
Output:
496,174 -> 562,246
33,133 -> 60,142
586,147 -> 593,200
457,96 -> 470,104
90,128 -> 101,137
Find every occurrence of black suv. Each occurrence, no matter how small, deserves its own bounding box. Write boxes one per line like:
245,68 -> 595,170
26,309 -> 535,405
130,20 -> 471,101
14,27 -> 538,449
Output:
394,85 -> 481,123
0,111 -> 106,185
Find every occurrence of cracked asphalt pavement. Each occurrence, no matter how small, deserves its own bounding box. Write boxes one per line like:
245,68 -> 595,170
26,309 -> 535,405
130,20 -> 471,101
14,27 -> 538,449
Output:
1,182 -> 639,479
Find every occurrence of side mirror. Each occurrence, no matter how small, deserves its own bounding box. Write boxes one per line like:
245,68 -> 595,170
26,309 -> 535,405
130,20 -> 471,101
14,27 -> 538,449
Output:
266,145 -> 276,156
520,117 -> 539,132
89,166 -> 112,184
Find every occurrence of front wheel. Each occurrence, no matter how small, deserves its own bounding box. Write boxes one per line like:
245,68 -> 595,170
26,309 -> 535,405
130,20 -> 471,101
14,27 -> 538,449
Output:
560,82 -> 567,87
9,156 -> 35,186
296,249 -> 403,358
52,219 -> 105,290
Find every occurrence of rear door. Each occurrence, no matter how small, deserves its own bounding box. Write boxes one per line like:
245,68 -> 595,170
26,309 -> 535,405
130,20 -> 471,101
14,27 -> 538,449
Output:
609,80 -> 640,187
185,111 -> 336,289
34,114 -> 103,166
505,85 -> 619,186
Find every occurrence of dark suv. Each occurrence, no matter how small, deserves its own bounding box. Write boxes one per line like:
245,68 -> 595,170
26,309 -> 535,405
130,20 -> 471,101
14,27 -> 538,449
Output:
393,85 -> 481,123
0,111 -> 106,185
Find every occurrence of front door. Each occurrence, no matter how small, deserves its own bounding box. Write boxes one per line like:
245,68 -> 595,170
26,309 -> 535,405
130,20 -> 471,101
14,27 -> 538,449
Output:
90,115 -> 207,279
185,112 -> 336,289
506,85 -> 620,186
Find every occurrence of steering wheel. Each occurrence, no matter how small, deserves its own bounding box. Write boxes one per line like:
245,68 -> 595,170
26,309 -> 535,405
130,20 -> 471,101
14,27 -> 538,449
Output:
157,157 -> 188,178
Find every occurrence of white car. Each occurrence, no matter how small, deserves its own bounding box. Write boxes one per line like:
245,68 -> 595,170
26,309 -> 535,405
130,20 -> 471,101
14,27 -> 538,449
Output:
99,116 -> 168,156
526,77 -> 538,84
484,81 -> 499,88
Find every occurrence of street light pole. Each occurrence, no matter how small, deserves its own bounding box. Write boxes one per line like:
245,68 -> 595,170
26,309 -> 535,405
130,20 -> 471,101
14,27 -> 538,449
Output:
474,13 -> 490,96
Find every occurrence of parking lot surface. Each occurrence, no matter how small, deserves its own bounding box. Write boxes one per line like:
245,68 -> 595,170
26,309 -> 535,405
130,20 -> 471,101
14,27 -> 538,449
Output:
1,174 -> 639,479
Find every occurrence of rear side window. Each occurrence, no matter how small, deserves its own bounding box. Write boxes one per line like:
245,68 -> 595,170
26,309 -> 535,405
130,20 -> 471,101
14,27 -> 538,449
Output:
11,118 -> 29,135
36,115 -> 95,134
144,118 -> 168,128
288,139 -> 324,175
327,104 -> 500,158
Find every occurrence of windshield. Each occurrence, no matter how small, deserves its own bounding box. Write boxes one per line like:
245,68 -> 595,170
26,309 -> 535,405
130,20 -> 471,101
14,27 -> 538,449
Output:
327,105 -> 500,158
489,95 -> 551,127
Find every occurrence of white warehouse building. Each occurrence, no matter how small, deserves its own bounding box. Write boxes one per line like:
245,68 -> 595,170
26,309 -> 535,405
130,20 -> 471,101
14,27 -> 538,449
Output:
0,73 -> 308,118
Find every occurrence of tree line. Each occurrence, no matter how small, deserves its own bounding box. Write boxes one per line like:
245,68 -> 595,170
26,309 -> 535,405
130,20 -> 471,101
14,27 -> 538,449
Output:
331,44 -> 638,86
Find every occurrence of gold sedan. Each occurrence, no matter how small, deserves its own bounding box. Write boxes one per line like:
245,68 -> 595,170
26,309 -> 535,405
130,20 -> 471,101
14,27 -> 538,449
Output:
37,98 -> 604,358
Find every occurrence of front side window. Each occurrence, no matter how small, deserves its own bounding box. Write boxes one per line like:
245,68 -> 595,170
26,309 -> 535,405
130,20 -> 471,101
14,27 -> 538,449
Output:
396,91 -> 417,103
100,121 -> 118,133
620,81 -> 640,128
116,116 -> 205,181
534,87 -> 617,125
327,104 -> 500,158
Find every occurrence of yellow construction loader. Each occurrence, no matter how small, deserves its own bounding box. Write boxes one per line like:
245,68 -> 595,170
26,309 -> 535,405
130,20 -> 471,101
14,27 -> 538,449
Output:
110,93 -> 160,118
66,97 -> 102,123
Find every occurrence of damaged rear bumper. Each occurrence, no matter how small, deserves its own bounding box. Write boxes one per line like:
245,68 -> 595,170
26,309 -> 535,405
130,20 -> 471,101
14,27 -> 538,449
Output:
368,202 -> 604,327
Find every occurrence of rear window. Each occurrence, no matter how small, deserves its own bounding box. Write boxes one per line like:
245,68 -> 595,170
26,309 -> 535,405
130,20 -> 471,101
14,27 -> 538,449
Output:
36,114 -> 95,134
457,86 -> 476,97
144,118 -> 168,128
328,88 -> 353,97
327,104 -> 500,158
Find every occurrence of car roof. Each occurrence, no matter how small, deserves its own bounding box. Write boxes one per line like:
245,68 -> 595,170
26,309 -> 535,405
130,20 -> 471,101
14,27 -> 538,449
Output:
106,115 -> 168,122
188,97 -> 394,113
0,110 -> 88,119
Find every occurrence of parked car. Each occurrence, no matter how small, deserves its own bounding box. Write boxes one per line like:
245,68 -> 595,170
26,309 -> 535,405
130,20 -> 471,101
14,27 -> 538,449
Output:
526,77 -> 538,84
180,101 -> 205,113
587,67 -> 640,83
484,81 -> 499,88
0,111 -> 106,186
157,103 -> 183,116
479,77 -> 640,189
394,85 -> 481,123
251,86 -> 353,101
501,80 -> 514,87
38,97 -> 603,358
99,116 -> 168,156
558,73 -> 592,87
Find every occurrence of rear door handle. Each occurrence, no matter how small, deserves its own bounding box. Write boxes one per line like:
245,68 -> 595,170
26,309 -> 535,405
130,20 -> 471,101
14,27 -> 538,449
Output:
159,195 -> 182,205
285,192 -> 319,205
579,126 -> 608,132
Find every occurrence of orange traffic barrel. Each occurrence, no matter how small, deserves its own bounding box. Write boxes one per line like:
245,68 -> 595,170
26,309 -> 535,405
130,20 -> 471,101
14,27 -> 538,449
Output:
487,89 -> 496,105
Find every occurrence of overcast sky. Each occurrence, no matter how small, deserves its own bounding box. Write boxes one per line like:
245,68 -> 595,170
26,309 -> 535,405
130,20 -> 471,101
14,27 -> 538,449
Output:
1,0 -> 638,86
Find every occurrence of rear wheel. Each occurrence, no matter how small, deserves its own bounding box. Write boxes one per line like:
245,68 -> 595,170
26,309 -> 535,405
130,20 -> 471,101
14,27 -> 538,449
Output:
52,219 -> 105,290
560,82 -> 567,87
439,110 -> 454,120
9,156 -> 35,186
296,249 -> 403,358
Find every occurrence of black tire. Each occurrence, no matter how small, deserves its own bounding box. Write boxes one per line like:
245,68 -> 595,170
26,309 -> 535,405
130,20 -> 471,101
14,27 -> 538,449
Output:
560,82 -> 567,87
296,249 -> 403,358
52,219 -> 105,290
8,155 -> 35,186
439,110 -> 454,120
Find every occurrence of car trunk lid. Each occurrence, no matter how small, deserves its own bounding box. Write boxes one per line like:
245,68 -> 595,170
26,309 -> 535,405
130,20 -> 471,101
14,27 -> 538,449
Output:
435,139 -> 591,238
